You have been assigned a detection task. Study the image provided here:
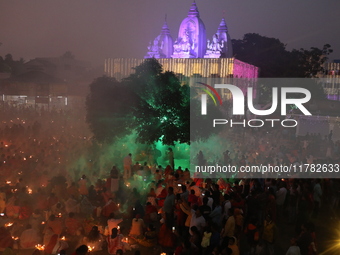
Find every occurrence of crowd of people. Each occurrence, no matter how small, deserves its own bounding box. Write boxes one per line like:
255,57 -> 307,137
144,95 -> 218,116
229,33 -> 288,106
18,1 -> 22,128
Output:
0,104 -> 339,255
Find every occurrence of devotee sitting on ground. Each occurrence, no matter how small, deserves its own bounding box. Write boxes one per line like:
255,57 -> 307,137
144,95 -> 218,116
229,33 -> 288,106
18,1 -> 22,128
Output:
74,245 -> 88,255
129,214 -> 145,238
133,224 -> 157,247
44,214 -> 63,236
29,209 -> 44,231
44,232 -> 69,255
107,228 -> 125,255
65,212 -> 81,236
19,224 -> 41,249
106,212 -> 123,235
82,225 -> 104,251
0,226 -> 14,251
65,196 -> 79,215
144,202 -> 158,223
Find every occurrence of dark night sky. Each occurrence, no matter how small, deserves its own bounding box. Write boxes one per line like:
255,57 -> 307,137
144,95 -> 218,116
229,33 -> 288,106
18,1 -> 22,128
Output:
0,0 -> 339,67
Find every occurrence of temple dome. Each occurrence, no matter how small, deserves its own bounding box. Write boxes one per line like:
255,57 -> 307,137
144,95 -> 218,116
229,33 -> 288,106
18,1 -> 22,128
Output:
144,20 -> 173,59
172,2 -> 207,58
216,18 -> 233,58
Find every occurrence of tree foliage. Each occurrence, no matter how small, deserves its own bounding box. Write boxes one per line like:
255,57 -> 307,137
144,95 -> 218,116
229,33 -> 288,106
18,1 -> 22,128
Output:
0,54 -> 25,75
232,33 -> 332,78
233,33 -> 332,103
61,51 -> 75,60
86,76 -> 138,143
86,59 -> 190,145
123,58 -> 190,145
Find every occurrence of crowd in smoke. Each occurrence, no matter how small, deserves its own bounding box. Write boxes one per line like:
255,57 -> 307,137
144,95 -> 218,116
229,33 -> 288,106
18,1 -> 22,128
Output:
0,104 -> 339,255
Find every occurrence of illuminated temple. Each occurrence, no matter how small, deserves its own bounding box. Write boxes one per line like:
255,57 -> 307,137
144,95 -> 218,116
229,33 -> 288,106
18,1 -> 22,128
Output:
104,2 -> 258,81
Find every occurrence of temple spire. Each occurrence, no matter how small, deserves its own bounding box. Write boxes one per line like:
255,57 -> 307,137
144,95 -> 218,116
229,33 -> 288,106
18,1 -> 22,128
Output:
218,18 -> 228,33
161,18 -> 170,35
188,2 -> 200,17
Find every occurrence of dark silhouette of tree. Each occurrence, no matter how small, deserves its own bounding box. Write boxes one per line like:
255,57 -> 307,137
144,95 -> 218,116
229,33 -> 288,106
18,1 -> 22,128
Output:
233,33 -> 332,103
123,58 -> 190,145
86,76 -> 138,143
86,59 -> 193,145
232,33 -> 332,78
61,51 -> 75,59
0,54 -> 25,75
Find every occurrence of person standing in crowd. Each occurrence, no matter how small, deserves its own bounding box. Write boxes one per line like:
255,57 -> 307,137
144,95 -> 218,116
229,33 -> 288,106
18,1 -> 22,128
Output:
168,148 -> 174,170
276,181 -> 287,220
286,238 -> 301,255
123,153 -> 132,180
312,179 -> 322,218
78,175 -> 88,196
163,187 -> 175,229
262,214 -> 276,255
221,208 -> 235,246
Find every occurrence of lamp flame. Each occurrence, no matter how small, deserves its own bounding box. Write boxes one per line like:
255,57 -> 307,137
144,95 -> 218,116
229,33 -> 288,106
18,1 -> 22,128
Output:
35,244 -> 45,250
5,222 -> 13,227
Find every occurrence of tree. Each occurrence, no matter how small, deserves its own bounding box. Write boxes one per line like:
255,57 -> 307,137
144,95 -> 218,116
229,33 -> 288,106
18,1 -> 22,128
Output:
232,33 -> 290,77
0,54 -> 25,74
291,44 -> 333,77
232,33 -> 332,78
123,58 -> 190,145
86,76 -> 138,143
86,59 -> 191,145
233,33 -> 332,104
61,51 -> 75,60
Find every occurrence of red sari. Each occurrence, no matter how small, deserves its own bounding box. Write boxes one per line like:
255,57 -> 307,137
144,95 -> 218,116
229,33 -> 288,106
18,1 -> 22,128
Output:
158,224 -> 176,248
107,234 -> 125,255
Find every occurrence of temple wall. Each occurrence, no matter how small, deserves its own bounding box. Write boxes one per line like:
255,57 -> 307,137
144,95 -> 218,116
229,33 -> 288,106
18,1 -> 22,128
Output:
104,58 -> 258,81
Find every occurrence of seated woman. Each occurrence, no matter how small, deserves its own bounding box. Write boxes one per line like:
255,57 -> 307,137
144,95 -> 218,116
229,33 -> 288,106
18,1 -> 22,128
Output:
107,228 -> 125,255
0,227 -> 14,251
146,188 -> 157,206
129,214 -> 145,238
20,224 -> 41,249
82,226 -> 104,252
144,202 -> 158,223
44,233 -> 68,254
158,218 -> 176,248
133,224 -> 157,248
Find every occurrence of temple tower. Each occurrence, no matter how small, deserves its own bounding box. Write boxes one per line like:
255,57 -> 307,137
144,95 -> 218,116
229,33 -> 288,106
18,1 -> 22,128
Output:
172,2 -> 207,58
204,18 -> 233,58
145,20 -> 173,59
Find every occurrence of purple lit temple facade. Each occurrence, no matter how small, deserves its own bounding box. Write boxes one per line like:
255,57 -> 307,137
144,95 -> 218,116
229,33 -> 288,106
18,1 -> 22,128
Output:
144,2 -> 232,59
104,2 -> 258,81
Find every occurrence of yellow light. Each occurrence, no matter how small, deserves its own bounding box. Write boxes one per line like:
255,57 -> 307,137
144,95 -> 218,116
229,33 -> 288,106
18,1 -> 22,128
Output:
35,244 -> 45,250
61,236 -> 66,241
12,236 -> 19,240
5,222 -> 13,227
